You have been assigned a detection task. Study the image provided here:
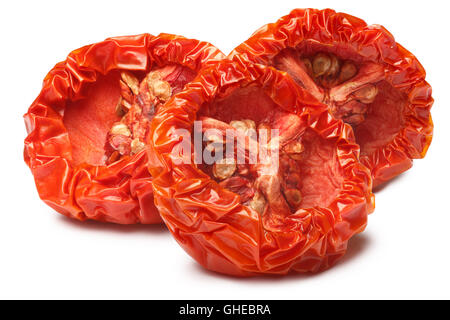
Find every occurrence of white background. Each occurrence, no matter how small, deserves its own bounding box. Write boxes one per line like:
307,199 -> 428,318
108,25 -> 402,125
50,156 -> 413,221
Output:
1,0 -> 449,299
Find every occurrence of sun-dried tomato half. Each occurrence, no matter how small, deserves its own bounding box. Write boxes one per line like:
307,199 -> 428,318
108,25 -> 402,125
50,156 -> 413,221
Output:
147,59 -> 374,276
24,33 -> 225,224
231,8 -> 434,187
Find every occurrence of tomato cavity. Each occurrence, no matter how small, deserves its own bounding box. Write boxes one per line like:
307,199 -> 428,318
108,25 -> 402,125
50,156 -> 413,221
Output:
273,46 -> 406,159
63,65 -> 196,166
197,84 -> 344,216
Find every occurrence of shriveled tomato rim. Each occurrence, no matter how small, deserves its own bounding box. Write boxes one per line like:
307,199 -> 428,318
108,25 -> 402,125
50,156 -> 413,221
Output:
230,8 -> 433,187
148,59 -> 374,275
24,33 -> 225,224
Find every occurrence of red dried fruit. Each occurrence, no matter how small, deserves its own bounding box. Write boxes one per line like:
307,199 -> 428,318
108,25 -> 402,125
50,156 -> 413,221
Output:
148,59 -> 374,276
231,8 -> 433,187
24,33 -> 225,224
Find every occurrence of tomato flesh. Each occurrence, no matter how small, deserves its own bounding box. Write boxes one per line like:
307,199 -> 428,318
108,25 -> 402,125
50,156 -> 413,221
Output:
355,81 -> 405,157
64,72 -> 122,166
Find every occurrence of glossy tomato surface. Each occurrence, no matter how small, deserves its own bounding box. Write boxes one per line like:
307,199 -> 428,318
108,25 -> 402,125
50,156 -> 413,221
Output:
24,33 -> 225,224
148,59 -> 374,276
231,8 -> 434,187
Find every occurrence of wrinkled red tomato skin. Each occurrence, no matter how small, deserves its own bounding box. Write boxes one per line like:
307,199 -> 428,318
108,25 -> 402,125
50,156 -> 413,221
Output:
24,33 -> 225,224
230,8 -> 433,187
147,59 -> 374,276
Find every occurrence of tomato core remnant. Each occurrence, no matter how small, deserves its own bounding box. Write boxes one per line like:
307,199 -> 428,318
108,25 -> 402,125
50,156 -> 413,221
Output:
274,50 -> 384,126
104,66 -> 193,164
